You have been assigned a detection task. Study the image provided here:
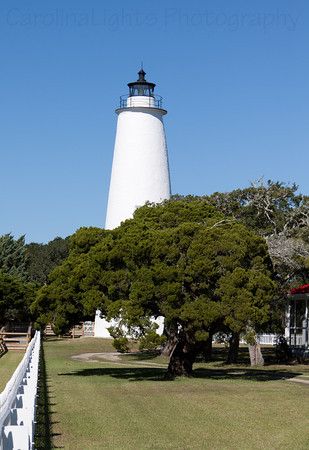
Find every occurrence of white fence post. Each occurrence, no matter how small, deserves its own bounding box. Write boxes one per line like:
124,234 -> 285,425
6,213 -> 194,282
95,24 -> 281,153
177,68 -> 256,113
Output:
0,331 -> 41,450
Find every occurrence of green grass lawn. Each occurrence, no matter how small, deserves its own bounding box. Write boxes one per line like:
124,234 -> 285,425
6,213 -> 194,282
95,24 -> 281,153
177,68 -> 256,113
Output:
42,338 -> 309,450
0,351 -> 23,391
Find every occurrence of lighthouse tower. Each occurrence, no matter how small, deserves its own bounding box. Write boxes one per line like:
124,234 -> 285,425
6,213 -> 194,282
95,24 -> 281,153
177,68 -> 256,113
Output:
105,69 -> 171,229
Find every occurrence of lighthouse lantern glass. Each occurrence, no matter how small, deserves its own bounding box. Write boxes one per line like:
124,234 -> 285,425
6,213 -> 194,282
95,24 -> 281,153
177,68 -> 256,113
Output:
127,69 -> 156,98
129,84 -> 154,97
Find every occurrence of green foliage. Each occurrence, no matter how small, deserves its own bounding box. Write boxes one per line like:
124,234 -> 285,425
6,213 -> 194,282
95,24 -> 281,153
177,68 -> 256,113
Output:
112,337 -> 130,353
31,228 -> 112,333
108,325 -> 125,339
174,182 -> 309,326
207,179 -> 303,237
26,237 -> 69,284
0,233 -> 28,278
205,181 -> 309,291
0,271 -> 35,327
33,199 -> 276,375
68,227 -> 108,255
275,335 -> 292,363
132,198 -> 223,230
0,233 -> 38,327
108,325 -> 131,353
242,329 -> 257,346
139,330 -> 166,351
216,267 -> 275,334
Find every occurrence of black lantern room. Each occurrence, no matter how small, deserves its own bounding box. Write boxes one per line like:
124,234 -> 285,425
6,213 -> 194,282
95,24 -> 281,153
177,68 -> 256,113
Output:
128,69 -> 156,97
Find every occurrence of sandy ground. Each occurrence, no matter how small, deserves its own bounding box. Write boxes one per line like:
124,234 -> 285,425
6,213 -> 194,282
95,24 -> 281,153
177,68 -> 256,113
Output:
71,352 -> 121,363
287,377 -> 309,385
71,352 -> 166,367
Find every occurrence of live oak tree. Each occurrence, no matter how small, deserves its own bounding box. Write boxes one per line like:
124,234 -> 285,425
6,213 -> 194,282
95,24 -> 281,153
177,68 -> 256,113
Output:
207,179 -> 306,237
32,227 -> 107,333
206,180 -> 309,340
33,200 -> 275,376
206,180 -> 309,286
132,197 -> 277,366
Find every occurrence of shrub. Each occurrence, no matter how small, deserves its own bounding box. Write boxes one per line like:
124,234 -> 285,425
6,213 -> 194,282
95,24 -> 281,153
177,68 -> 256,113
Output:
275,335 -> 292,363
112,337 -> 130,353
139,330 -> 166,351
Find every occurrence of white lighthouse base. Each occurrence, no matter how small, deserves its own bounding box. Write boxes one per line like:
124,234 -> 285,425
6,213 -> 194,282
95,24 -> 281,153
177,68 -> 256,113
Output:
93,310 -> 164,338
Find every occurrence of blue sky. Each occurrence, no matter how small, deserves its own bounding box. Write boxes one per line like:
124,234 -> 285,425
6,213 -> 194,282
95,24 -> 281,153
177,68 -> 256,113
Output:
1,0 -> 308,243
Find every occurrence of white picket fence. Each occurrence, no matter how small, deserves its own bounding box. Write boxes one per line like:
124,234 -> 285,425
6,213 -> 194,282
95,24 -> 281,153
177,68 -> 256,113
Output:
239,333 -> 278,346
257,334 -> 278,345
0,331 -> 40,450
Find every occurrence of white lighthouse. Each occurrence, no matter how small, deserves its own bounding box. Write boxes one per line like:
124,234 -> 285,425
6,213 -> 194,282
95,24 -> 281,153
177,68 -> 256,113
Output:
105,69 -> 171,229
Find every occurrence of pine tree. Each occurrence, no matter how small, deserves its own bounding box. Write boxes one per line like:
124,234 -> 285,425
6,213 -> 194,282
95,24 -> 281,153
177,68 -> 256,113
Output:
0,234 -> 28,278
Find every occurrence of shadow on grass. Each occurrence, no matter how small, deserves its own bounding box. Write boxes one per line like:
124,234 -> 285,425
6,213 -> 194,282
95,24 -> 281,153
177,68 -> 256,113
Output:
58,366 -> 302,383
0,347 -> 8,358
123,350 -> 161,361
43,337 -> 66,342
35,342 -> 63,449
195,346 -> 278,365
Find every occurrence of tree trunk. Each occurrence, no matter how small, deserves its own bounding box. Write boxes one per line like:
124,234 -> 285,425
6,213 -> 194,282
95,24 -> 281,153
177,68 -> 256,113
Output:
202,334 -> 213,362
161,323 -> 178,357
245,326 -> 264,366
161,335 -> 178,357
167,341 -> 195,378
248,343 -> 264,366
227,332 -> 239,364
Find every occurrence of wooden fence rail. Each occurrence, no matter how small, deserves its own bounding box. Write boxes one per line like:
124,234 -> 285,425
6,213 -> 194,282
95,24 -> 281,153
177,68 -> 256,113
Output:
0,325 -> 32,352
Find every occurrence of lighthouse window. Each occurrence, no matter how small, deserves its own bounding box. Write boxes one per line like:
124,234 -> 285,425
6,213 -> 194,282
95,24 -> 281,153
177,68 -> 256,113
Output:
129,85 -> 152,96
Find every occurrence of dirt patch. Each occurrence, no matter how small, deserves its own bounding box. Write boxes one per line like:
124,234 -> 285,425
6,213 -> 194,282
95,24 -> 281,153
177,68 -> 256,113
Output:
71,352 -> 166,368
287,377 -> 309,386
71,352 -> 121,363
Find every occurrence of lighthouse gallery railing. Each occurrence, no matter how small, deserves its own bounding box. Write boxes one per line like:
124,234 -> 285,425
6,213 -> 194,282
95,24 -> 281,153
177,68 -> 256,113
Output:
119,94 -> 163,109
